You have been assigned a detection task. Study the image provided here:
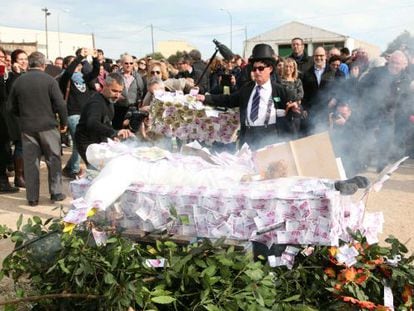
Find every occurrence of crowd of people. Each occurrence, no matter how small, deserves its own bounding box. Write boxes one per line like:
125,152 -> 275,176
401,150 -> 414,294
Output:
0,36 -> 413,205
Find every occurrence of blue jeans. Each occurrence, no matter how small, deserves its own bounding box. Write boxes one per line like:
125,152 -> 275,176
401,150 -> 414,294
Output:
64,114 -> 81,173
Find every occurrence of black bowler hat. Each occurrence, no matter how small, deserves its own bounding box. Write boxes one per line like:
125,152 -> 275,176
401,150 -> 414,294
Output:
249,43 -> 276,64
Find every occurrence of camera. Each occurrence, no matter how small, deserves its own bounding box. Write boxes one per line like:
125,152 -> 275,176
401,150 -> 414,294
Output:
126,106 -> 149,132
332,112 -> 342,120
220,73 -> 232,86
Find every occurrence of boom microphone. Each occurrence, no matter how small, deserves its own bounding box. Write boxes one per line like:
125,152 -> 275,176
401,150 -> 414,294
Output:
213,39 -> 234,61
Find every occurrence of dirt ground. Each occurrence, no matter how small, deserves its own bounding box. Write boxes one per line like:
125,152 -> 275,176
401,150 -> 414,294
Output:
0,149 -> 413,301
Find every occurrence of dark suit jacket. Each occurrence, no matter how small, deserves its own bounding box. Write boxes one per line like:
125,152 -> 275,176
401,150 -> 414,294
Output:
301,65 -> 336,114
9,69 -> 67,133
205,80 -> 288,144
176,67 -> 209,94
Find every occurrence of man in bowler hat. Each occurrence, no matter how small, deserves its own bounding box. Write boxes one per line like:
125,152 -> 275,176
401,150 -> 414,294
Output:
197,43 -> 288,150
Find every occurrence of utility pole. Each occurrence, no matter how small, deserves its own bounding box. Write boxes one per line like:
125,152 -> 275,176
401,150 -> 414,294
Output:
56,9 -> 70,57
41,7 -> 51,59
220,9 -> 233,50
150,24 -> 155,54
243,27 -> 248,58
57,14 -> 61,56
91,32 -> 96,49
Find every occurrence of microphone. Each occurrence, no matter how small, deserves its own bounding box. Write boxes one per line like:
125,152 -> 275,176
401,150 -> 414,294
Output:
213,39 -> 234,61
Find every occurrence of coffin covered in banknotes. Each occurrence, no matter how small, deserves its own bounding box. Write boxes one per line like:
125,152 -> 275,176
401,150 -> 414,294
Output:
150,92 -> 239,144
67,139 -> 383,247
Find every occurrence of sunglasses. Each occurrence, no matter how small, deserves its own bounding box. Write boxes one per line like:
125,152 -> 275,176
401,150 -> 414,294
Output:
124,62 -> 134,65
151,70 -> 161,74
252,65 -> 268,72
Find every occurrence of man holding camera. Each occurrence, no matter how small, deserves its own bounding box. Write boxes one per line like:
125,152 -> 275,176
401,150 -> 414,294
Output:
176,54 -> 209,94
75,73 -> 133,167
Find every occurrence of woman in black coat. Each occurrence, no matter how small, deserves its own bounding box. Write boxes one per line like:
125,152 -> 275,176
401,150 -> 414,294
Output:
5,49 -> 28,188
0,47 -> 19,193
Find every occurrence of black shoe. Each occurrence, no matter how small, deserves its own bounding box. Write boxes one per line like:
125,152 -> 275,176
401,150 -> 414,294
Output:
346,176 -> 370,188
334,181 -> 359,195
50,193 -> 66,202
28,200 -> 39,206
0,181 -> 19,194
62,168 -> 78,180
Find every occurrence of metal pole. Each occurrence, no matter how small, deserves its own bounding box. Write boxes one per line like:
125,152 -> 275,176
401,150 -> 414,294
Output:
45,12 -> 49,59
57,14 -> 61,56
229,12 -> 232,51
220,9 -> 232,50
243,26 -> 247,58
56,9 -> 69,58
150,24 -> 154,54
41,8 -> 50,59
91,32 -> 96,49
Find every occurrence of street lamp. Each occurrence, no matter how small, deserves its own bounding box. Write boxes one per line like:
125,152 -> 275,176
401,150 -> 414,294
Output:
41,7 -> 51,59
220,8 -> 232,51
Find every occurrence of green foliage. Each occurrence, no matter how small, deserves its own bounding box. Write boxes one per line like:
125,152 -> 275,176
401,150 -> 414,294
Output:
1,218 -> 414,310
146,52 -> 165,61
0,218 -> 278,310
167,51 -> 187,65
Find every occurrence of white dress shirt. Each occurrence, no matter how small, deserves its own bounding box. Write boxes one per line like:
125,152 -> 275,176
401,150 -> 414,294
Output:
314,66 -> 325,86
246,79 -> 276,126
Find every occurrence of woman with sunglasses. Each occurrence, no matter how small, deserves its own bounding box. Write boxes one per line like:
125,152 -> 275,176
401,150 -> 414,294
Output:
137,58 -> 147,77
146,61 -> 194,94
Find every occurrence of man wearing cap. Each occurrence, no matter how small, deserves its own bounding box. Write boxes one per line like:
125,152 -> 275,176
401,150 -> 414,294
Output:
197,44 -> 288,150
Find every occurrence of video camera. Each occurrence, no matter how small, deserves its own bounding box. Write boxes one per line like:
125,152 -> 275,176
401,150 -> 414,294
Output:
126,106 -> 149,132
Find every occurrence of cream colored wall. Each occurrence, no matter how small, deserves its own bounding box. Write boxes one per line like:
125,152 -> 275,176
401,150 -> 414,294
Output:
157,40 -> 196,58
0,26 -> 93,60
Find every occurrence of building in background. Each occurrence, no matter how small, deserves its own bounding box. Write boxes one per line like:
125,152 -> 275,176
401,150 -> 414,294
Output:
157,40 -> 196,58
0,25 -> 93,61
244,21 -> 380,58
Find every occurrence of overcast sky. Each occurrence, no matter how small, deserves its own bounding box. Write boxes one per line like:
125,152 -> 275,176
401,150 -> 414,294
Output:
1,0 -> 413,59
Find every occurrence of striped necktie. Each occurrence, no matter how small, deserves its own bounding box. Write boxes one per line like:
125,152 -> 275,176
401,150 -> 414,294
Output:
250,85 -> 261,122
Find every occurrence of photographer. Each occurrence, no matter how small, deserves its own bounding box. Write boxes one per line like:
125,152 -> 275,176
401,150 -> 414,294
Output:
122,106 -> 149,136
329,102 -> 363,175
210,58 -> 239,95
176,54 -> 208,94
124,77 -> 166,141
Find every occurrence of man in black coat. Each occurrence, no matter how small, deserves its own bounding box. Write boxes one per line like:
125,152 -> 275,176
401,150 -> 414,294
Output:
197,44 -> 288,150
301,46 -> 336,135
176,54 -> 209,94
8,52 -> 68,206
75,73 -> 133,167
0,47 -> 19,193
289,37 -> 312,78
